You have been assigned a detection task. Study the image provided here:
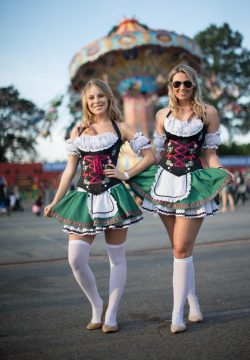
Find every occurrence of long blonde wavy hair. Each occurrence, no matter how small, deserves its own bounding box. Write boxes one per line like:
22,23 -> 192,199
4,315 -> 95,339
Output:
167,64 -> 206,119
81,79 -> 123,127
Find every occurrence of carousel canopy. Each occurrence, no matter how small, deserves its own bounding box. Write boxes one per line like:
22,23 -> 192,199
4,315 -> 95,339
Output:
69,18 -> 202,95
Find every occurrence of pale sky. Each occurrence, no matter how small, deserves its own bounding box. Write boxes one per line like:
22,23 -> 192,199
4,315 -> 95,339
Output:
1,0 -> 250,161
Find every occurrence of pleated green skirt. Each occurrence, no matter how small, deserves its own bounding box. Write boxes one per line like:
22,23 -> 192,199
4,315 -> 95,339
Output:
128,165 -> 233,209
50,182 -> 143,236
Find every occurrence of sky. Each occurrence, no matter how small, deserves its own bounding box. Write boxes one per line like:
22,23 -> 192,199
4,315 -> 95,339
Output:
1,0 -> 250,161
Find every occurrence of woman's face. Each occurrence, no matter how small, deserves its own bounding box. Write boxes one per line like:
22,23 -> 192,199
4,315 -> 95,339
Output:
86,85 -> 109,116
171,72 -> 194,102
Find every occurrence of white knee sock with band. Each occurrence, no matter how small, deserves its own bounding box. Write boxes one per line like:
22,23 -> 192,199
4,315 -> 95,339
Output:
187,260 -> 202,318
105,243 -> 127,327
68,240 -> 103,324
172,255 -> 193,326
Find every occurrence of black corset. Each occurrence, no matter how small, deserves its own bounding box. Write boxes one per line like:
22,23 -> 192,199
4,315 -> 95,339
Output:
76,121 -> 123,195
158,126 -> 206,177
77,137 -> 123,195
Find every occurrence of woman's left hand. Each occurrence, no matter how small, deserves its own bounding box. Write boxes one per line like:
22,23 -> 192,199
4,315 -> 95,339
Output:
103,164 -> 127,181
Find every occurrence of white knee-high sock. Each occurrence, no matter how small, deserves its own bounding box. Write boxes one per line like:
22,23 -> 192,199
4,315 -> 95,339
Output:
68,240 -> 103,323
172,256 -> 193,326
105,243 -> 127,326
188,260 -> 195,298
187,260 -> 202,317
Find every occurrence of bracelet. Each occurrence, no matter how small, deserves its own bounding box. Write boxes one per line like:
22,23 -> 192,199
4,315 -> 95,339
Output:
217,166 -> 224,169
123,171 -> 130,180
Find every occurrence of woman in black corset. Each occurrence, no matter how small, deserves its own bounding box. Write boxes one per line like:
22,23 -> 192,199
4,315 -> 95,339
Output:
128,64 -> 233,334
44,79 -> 155,333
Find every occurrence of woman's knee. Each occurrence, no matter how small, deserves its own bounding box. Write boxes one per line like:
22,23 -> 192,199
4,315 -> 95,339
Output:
173,245 -> 192,259
68,250 -> 82,270
68,239 -> 91,270
106,243 -> 126,266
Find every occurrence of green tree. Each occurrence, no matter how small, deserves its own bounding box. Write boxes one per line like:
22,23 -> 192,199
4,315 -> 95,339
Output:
218,142 -> 250,156
195,23 -> 250,143
0,86 -> 44,162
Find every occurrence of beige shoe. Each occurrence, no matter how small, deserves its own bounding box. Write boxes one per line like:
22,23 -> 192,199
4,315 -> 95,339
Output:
188,312 -> 203,323
102,324 -> 119,333
86,322 -> 103,330
86,303 -> 108,330
171,324 -> 186,334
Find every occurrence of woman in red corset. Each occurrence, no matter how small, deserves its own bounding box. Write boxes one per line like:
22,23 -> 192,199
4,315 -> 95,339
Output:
44,79 -> 155,333
128,64 -> 233,334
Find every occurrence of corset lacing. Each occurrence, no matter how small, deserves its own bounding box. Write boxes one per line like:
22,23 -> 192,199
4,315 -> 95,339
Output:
82,154 -> 111,184
165,140 -> 198,168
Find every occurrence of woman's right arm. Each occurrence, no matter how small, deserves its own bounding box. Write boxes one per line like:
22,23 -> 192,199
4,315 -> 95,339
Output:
44,154 -> 79,217
153,108 -> 168,161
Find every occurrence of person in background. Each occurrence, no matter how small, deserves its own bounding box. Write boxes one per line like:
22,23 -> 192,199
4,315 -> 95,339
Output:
43,182 -> 55,205
32,193 -> 43,216
220,182 -> 235,212
245,171 -> 250,200
235,172 -> 247,205
13,185 -> 23,211
0,176 -> 8,216
44,79 -> 155,333
8,186 -> 16,212
128,64 -> 233,334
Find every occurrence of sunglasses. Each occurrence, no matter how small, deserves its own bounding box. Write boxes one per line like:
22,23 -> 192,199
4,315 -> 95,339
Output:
172,80 -> 193,89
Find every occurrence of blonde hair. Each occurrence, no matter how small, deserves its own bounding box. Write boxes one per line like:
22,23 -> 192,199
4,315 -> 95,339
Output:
167,64 -> 206,119
81,79 -> 123,127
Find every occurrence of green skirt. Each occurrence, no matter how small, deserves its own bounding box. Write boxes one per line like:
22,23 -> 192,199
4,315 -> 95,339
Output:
50,182 -> 143,236
128,165 -> 233,212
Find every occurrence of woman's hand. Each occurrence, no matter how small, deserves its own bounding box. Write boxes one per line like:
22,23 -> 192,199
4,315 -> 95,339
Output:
103,164 -> 127,181
44,203 -> 56,217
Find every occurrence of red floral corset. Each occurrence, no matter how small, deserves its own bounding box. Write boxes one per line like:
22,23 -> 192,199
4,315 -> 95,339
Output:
159,139 -> 203,176
77,154 -> 120,195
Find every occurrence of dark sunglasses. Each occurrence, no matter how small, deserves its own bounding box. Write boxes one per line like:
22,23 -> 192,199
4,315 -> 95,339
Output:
172,80 -> 193,89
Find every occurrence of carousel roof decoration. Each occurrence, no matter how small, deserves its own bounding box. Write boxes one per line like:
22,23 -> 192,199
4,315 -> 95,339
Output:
69,18 -> 202,96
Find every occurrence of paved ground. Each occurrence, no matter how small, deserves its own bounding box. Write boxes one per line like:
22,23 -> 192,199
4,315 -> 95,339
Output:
1,200 -> 250,264
0,201 -> 250,359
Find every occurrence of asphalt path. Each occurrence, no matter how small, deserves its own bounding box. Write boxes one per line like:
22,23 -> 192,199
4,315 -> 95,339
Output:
1,201 -> 250,264
0,201 -> 250,359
